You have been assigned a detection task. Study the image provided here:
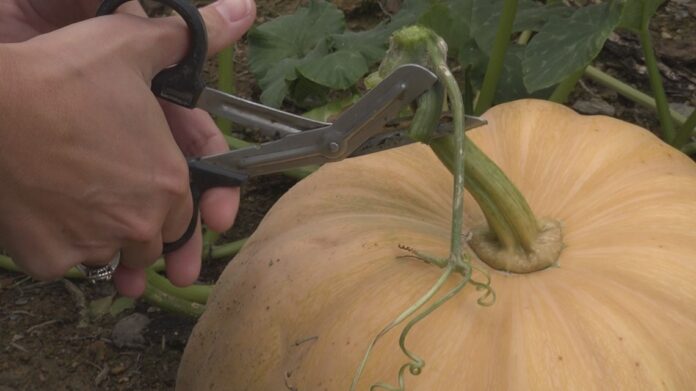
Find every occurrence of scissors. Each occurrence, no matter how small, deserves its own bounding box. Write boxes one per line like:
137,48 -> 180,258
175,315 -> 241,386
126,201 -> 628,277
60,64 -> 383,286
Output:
96,0 -> 487,253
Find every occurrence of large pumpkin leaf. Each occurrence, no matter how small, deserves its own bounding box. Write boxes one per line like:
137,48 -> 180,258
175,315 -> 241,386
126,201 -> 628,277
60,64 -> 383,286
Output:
248,0 -> 343,76
419,0 -> 474,59
247,0 -> 345,106
522,1 -> 624,92
248,0 -> 436,107
386,0 -> 434,31
332,28 -> 391,64
298,50 -> 369,90
257,57 -> 302,108
618,0 -> 666,32
471,0 -> 572,54
493,45 -> 556,103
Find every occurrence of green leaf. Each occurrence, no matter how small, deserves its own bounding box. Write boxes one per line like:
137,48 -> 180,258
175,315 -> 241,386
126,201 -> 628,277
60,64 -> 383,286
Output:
257,57 -> 302,107
523,1 -> 624,92
472,0 -> 566,54
514,3 -> 574,32
619,0 -> 666,32
110,297 -> 135,317
419,0 -> 474,58
494,45 -> 555,102
298,50 -> 369,89
332,28 -> 390,64
248,0 -> 345,106
248,0 -> 343,75
89,295 -> 114,319
387,0 -> 433,31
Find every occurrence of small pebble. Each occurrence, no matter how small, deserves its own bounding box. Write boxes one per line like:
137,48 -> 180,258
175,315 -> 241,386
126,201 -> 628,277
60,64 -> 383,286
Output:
14,298 -> 29,306
112,313 -> 150,348
572,98 -> 616,117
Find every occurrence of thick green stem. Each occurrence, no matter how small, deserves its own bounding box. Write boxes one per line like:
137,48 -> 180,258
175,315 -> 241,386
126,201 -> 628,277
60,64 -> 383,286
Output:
202,228 -> 220,251
384,26 -> 562,273
430,137 -> 540,252
142,281 -> 206,318
209,238 -> 247,259
638,25 -> 676,145
679,109 -> 696,148
549,69 -> 584,103
583,66 -> 687,126
475,0 -> 518,115
146,269 -> 211,305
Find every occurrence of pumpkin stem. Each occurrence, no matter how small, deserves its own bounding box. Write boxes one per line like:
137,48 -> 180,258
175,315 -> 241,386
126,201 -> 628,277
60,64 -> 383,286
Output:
376,26 -> 563,273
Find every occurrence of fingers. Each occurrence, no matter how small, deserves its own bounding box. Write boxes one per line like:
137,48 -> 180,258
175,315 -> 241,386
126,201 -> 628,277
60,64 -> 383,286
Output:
120,234 -> 163,270
161,102 -> 241,232
164,219 -> 203,287
113,264 -> 147,298
201,188 -> 240,232
139,0 -> 256,76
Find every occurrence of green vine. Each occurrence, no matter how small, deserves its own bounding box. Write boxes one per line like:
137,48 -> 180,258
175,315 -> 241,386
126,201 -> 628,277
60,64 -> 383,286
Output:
350,27 -> 495,390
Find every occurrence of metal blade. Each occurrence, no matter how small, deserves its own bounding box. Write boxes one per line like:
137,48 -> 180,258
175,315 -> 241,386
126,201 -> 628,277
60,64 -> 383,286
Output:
197,87 -> 330,138
350,115 -> 487,157
197,64 -> 439,177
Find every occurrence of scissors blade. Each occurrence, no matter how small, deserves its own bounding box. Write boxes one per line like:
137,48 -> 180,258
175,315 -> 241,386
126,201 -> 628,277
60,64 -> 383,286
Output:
349,115 -> 487,157
197,87 -> 330,138
198,64 -> 439,177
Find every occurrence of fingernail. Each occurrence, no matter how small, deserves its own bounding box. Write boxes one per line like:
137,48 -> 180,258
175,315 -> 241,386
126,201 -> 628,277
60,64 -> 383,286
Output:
215,0 -> 253,22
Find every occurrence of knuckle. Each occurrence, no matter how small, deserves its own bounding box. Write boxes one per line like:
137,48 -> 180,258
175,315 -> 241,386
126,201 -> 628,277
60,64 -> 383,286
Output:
8,247 -> 73,281
24,257 -> 71,281
124,215 -> 160,243
159,158 -> 190,198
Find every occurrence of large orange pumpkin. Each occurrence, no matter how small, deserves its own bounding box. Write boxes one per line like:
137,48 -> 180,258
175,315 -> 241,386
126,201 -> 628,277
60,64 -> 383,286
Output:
177,99 -> 696,390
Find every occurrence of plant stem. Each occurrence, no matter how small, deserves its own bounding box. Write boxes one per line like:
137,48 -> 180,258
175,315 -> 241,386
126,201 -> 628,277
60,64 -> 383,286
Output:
638,24 -> 676,145
474,0 -> 518,115
143,279 -> 206,317
146,269 -> 211,305
679,109 -> 696,146
430,137 -> 539,252
210,238 -> 247,259
429,46 -> 466,260
215,46 -> 236,135
583,66 -> 687,125
388,26 -> 562,273
549,69 -> 584,103
202,228 -> 220,251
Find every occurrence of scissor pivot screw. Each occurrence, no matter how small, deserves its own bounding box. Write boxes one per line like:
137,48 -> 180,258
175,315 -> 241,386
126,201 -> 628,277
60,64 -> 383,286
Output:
328,142 -> 341,153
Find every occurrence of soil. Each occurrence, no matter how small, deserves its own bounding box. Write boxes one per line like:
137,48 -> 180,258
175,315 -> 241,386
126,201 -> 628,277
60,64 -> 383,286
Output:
1,1 -> 694,390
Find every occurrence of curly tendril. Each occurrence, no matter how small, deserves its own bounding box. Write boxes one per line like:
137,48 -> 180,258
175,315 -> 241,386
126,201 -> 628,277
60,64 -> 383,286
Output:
350,26 -> 496,390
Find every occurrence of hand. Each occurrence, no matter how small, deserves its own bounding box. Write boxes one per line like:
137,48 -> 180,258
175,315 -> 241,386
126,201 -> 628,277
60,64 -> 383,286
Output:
0,0 -> 256,296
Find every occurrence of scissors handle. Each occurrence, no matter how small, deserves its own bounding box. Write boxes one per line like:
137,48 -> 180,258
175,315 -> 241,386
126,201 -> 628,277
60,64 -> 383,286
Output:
98,0 -> 241,253
97,0 -> 208,108
161,161 -> 248,253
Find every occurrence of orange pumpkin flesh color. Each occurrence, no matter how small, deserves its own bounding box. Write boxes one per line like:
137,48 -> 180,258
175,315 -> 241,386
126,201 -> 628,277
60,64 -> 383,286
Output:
177,99 -> 696,390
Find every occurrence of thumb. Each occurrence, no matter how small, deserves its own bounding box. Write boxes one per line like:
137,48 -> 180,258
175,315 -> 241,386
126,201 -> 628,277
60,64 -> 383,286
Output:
142,0 -> 256,76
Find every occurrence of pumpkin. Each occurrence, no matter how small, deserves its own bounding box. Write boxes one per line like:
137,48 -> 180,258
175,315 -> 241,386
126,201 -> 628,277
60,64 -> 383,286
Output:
177,99 -> 696,390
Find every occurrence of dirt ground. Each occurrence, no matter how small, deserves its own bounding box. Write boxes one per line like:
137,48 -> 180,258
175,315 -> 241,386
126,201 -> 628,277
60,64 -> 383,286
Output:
1,1 -> 694,390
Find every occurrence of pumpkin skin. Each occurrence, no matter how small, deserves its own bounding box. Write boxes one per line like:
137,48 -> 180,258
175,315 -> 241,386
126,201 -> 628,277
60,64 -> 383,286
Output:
177,99 -> 696,390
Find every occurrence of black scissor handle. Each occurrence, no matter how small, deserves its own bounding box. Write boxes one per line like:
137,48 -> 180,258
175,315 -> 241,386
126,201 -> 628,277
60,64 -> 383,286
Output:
97,1 -> 242,253
161,161 -> 248,253
97,0 -> 208,108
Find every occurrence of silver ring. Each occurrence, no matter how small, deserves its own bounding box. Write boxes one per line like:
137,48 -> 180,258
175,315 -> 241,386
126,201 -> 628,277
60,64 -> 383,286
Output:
76,252 -> 120,283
